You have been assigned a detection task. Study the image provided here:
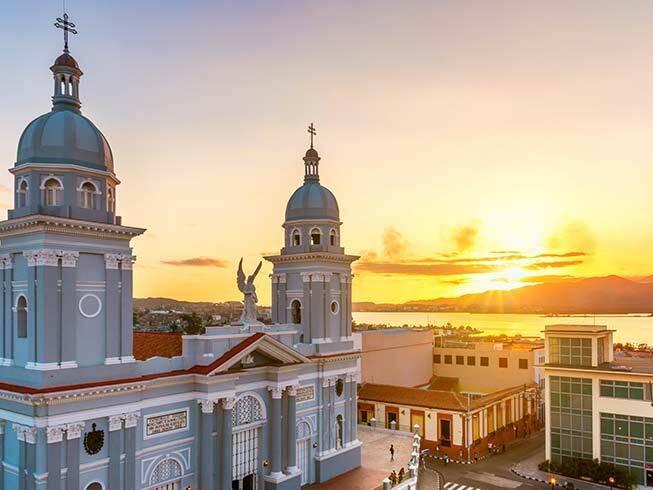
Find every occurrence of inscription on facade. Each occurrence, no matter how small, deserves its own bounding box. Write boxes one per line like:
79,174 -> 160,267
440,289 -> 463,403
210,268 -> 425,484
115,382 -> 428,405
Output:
296,385 -> 315,403
145,410 -> 188,437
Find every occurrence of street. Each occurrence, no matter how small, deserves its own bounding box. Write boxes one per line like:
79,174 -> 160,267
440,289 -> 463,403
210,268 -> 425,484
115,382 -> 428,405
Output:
419,430 -> 549,490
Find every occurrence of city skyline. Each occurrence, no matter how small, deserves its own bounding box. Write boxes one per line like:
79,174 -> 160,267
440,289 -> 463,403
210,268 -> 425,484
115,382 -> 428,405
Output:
2,1 -> 652,303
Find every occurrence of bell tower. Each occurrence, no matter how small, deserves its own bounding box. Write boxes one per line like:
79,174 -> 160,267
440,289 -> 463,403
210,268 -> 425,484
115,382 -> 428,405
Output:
265,126 -> 358,352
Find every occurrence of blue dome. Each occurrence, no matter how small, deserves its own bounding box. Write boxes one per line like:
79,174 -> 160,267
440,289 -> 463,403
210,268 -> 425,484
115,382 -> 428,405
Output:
16,109 -> 114,171
285,182 -> 339,221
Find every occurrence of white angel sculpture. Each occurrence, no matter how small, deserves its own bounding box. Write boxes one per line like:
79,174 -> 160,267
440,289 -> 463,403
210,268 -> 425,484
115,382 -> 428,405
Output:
237,258 -> 262,325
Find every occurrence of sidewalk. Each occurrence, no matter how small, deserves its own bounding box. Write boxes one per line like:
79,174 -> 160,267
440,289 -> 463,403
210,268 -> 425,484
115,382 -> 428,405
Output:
511,449 -> 608,489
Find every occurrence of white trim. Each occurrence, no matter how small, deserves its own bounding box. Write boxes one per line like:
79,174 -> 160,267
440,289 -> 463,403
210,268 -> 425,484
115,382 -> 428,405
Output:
330,300 -> 340,315
25,362 -> 59,371
84,481 -> 105,490
290,228 -> 302,246
39,176 -> 64,190
136,436 -> 194,458
78,293 -> 102,319
104,357 -> 121,365
11,162 -> 120,184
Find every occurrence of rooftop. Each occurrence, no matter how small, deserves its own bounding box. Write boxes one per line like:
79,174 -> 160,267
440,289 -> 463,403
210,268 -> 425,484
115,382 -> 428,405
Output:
358,382 -> 535,412
133,331 -> 183,360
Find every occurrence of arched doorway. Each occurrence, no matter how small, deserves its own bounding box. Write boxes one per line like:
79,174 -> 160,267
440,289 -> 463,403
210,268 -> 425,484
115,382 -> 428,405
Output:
232,394 -> 266,489
149,458 -> 183,490
296,420 -> 312,485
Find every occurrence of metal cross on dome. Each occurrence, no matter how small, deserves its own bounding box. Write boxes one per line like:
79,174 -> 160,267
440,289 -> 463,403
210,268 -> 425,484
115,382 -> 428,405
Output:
307,123 -> 316,149
54,13 -> 77,54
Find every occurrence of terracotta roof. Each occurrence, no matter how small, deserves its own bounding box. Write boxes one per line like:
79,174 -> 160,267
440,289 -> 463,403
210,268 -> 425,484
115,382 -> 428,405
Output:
133,331 -> 183,360
189,332 -> 266,375
358,383 -> 469,411
427,376 -> 459,391
358,382 -> 537,413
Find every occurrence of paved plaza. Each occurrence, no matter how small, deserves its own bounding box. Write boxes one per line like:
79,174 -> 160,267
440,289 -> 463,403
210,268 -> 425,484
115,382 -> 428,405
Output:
307,426 -> 416,489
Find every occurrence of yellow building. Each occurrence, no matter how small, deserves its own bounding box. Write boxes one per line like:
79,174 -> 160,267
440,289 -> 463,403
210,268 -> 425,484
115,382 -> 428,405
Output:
433,340 -> 544,394
542,324 -> 653,487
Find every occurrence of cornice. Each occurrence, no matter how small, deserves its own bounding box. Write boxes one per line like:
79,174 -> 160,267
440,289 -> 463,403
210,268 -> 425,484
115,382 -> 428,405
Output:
10,162 -> 121,185
264,252 -> 359,265
0,215 -> 146,240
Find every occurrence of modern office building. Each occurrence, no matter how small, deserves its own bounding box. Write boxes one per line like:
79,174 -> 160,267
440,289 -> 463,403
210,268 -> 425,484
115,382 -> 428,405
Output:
542,324 -> 653,487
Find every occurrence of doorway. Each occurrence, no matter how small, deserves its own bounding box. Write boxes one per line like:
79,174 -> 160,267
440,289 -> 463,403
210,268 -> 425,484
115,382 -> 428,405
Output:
410,410 -> 425,438
232,474 -> 255,490
439,419 -> 451,447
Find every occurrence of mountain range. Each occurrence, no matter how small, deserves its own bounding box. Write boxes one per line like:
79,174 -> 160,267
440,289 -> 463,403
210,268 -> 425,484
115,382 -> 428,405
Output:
399,275 -> 653,313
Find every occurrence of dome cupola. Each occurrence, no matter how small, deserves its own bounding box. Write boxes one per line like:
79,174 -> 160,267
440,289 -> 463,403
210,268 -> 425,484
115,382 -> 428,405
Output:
14,13 -> 114,172
285,124 -> 340,222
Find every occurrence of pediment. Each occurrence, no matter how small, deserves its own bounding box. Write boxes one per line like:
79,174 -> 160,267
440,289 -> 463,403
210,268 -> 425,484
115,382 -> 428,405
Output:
203,333 -> 311,376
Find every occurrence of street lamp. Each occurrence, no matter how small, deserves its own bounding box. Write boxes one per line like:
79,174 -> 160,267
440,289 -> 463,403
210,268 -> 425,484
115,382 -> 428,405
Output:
548,475 -> 557,489
608,476 -> 615,489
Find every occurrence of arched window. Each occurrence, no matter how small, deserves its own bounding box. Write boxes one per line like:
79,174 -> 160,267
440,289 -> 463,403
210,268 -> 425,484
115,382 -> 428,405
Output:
107,187 -> 115,213
232,394 -> 265,427
81,182 -> 97,209
16,296 -> 27,338
329,229 -> 337,246
291,300 -> 301,324
291,229 -> 301,247
85,483 -> 103,490
149,458 -> 183,488
43,178 -> 62,206
17,180 -> 28,207
310,228 -> 321,246
336,414 -> 343,449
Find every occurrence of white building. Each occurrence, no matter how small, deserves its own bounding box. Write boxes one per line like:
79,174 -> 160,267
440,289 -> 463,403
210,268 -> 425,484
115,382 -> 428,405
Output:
543,324 -> 653,487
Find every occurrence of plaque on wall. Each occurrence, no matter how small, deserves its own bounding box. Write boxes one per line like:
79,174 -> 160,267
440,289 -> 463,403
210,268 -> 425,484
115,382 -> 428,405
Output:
296,385 -> 315,403
145,409 -> 188,438
83,423 -> 104,455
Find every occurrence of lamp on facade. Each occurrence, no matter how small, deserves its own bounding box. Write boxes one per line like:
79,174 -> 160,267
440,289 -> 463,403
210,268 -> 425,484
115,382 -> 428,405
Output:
608,476 -> 615,489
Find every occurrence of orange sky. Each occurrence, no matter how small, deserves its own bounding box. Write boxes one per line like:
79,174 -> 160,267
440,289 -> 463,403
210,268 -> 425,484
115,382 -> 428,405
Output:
2,1 -> 653,304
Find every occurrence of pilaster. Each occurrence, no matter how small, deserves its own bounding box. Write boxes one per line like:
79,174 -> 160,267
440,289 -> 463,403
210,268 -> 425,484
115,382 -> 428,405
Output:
65,422 -> 84,490
220,397 -> 235,490
123,412 -> 139,489
268,387 -> 283,477
108,415 -> 123,490
46,425 -> 65,489
286,385 -> 299,473
60,251 -> 79,368
1,255 -> 12,365
104,253 -> 120,364
120,254 -> 135,362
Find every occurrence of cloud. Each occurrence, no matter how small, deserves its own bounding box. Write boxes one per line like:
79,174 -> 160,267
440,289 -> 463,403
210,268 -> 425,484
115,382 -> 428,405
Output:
524,260 -> 584,270
535,251 -> 586,258
161,257 -> 229,267
440,278 -> 469,286
382,226 -> 408,259
547,221 -> 597,255
452,225 -> 478,252
520,275 -> 578,284
355,262 -> 495,276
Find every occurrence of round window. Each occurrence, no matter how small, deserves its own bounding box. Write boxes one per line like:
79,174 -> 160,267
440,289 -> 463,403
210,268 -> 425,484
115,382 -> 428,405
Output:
79,294 -> 102,319
330,301 -> 339,314
335,378 -> 344,397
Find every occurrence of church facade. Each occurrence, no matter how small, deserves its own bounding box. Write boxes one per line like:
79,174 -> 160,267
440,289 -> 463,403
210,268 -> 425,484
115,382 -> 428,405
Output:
0,23 -> 361,490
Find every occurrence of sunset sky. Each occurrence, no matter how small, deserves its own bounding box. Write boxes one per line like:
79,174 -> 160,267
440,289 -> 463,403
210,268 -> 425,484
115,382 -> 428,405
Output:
1,1 -> 652,304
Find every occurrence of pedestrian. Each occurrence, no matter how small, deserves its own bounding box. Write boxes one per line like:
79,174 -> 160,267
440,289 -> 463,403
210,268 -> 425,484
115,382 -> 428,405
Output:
389,443 -> 395,461
474,449 -> 479,463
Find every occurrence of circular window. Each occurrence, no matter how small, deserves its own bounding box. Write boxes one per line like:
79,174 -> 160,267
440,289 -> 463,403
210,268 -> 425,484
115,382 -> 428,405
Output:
330,301 -> 339,314
79,294 -> 102,319
335,378 -> 344,397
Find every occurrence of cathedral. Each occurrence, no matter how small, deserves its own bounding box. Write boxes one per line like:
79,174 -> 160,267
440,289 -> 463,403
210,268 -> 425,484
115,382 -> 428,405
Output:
0,16 -> 361,490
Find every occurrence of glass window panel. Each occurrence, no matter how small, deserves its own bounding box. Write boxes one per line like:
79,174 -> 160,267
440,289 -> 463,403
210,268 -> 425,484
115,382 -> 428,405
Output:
615,386 -> 628,398
615,442 -> 629,458
601,418 -> 614,435
616,422 -> 628,437
601,440 -> 614,456
630,444 -> 644,462
631,421 -> 644,438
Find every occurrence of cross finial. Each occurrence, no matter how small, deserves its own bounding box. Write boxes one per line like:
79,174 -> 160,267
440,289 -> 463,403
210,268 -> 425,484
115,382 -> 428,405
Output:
307,123 -> 316,149
54,13 -> 78,54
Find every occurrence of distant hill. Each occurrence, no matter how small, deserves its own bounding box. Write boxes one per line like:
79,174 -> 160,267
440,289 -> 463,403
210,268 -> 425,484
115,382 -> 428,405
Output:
640,275 -> 653,284
134,297 -> 242,311
404,276 -> 653,313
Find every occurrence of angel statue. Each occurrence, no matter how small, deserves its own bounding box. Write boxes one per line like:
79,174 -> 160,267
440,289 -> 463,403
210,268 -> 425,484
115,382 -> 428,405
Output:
237,258 -> 263,325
